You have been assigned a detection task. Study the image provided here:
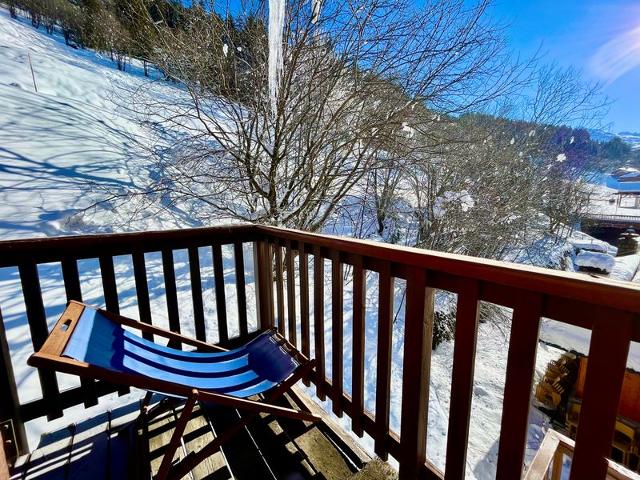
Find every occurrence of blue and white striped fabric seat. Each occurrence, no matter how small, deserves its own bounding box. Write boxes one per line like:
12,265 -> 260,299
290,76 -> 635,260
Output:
62,308 -> 298,398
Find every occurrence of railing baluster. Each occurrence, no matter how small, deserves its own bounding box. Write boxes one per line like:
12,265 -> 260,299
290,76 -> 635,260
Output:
313,245 -> 326,400
132,250 -> 153,341
188,246 -> 206,343
331,249 -> 344,417
496,290 -> 543,480
299,242 -> 310,360
445,279 -> 480,480
375,262 -> 394,460
98,255 -> 128,395
399,267 -> 433,480
0,306 -> 28,456
61,257 -> 98,407
233,242 -> 248,338
161,248 -> 181,347
351,255 -> 366,437
275,243 -> 285,335
99,255 -> 120,314
254,241 -> 274,330
266,242 -> 275,327
551,443 -> 564,480
285,240 -> 297,345
212,244 -> 229,343
570,311 -> 633,480
18,260 -> 63,420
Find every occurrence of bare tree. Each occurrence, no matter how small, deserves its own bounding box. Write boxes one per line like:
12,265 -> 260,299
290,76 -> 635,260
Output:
113,0 -> 528,232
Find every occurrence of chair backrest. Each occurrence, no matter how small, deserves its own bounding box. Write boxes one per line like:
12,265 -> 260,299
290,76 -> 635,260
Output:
61,307 -> 300,397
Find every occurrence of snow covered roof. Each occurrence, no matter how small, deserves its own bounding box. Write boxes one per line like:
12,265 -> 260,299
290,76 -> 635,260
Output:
574,250 -> 616,273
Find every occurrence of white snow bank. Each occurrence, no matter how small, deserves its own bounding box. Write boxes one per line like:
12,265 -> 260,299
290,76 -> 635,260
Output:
574,250 -> 616,273
609,255 -> 640,282
569,240 -> 608,253
569,230 -> 617,256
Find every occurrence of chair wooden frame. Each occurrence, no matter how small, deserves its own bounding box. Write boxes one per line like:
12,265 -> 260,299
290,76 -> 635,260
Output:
28,301 -> 319,480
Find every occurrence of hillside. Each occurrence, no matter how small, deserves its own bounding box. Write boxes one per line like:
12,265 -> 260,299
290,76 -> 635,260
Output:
0,8 -> 638,479
0,8 -> 198,240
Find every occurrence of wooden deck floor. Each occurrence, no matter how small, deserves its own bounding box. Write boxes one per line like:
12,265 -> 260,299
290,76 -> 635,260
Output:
10,387 -> 375,480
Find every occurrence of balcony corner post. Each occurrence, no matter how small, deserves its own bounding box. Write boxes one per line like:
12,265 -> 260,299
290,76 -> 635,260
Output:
0,306 -> 28,460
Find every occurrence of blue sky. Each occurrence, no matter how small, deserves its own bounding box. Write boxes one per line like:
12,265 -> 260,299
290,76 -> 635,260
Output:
217,0 -> 639,132
487,0 -> 640,133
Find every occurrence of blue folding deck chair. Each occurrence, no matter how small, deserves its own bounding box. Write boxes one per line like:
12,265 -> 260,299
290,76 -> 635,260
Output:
29,301 -> 318,480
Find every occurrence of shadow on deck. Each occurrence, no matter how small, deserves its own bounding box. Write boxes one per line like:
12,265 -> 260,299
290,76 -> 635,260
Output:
10,387 -> 378,480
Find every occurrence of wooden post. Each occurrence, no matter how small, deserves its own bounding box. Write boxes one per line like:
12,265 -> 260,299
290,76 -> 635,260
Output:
331,249 -> 343,417
161,248 -> 181,344
285,240 -> 297,345
351,255 -> 366,437
132,250 -> 153,341
212,244 -> 229,343
313,245 -> 326,400
496,290 -> 542,480
0,306 -> 28,457
570,312 -> 632,480
254,240 -> 274,330
398,267 -> 433,480
275,243 -> 285,335
19,260 -> 63,420
233,242 -> 248,337
299,242 -> 310,360
444,279 -> 480,480
28,52 -> 37,92
374,262 -> 394,460
188,246 -> 207,342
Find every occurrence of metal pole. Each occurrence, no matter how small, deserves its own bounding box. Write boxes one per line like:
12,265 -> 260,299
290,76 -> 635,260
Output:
28,52 -> 37,93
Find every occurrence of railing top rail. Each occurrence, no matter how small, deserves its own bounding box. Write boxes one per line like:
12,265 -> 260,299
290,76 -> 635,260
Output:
1,223 -> 639,314
0,224 -> 259,267
583,213 -> 640,222
258,225 -> 640,314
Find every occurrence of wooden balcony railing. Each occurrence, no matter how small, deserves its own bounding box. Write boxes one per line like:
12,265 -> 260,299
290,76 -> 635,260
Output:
525,430 -> 640,480
1,224 -> 639,480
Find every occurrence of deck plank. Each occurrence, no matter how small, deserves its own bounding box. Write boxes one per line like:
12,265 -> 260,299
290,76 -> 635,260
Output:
12,391 -> 371,480
183,406 -> 232,480
148,408 -> 183,476
205,404 -> 275,480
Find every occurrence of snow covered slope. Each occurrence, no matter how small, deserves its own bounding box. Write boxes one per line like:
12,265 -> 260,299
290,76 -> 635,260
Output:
0,8 -> 194,239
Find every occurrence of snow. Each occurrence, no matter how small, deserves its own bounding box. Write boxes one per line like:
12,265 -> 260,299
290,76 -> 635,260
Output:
0,8 -> 259,447
569,240 -> 609,254
574,250 -> 616,273
268,0 -> 286,114
540,321 -> 640,372
609,254 -> 640,282
0,8 -> 636,479
568,231 -> 617,255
